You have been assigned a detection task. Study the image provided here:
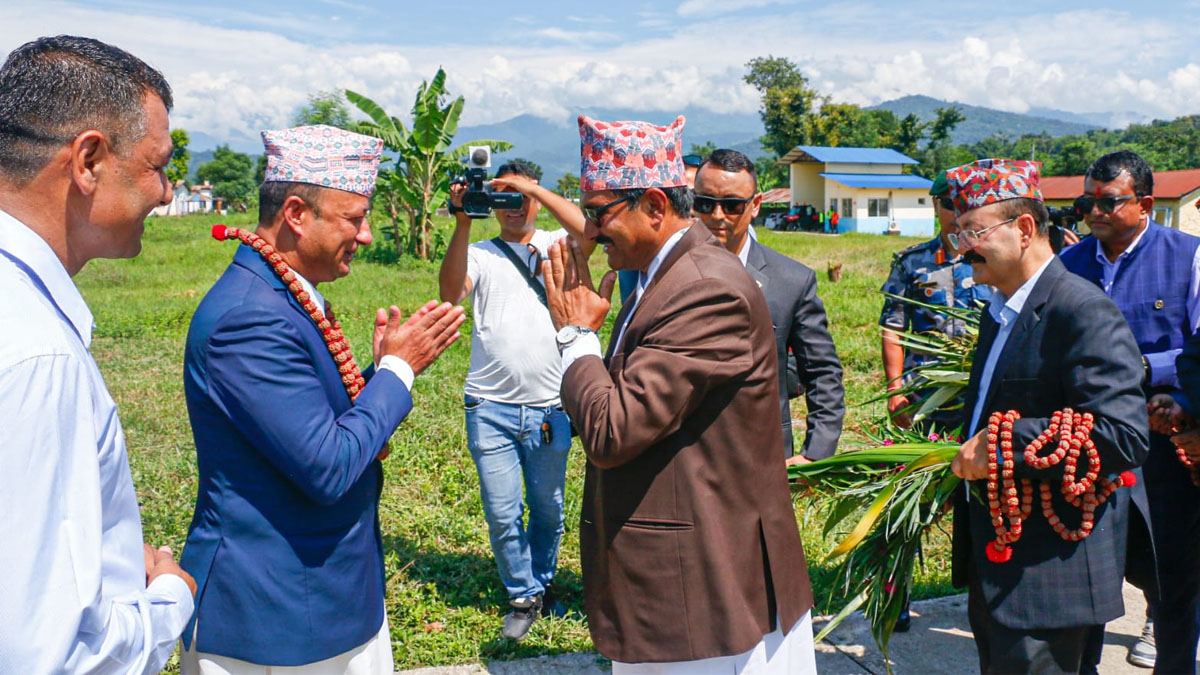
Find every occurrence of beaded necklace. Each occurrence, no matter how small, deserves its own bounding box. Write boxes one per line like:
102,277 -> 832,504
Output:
984,408 -> 1137,563
211,224 -> 366,401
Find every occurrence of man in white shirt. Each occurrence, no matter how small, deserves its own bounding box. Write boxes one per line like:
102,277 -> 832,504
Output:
439,160 -> 592,640
0,35 -> 196,673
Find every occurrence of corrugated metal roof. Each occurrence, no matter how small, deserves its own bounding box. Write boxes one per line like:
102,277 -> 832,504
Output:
760,188 -> 791,204
1043,169 -> 1200,200
780,145 -> 919,165
820,173 -> 934,190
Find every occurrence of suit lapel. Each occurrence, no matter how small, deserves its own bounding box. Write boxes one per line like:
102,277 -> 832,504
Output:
745,240 -> 769,292
976,259 -> 1065,420
606,223 -> 712,365
233,245 -> 326,339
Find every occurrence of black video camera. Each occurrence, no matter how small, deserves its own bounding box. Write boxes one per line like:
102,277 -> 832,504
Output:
1048,196 -> 1087,253
459,146 -> 523,219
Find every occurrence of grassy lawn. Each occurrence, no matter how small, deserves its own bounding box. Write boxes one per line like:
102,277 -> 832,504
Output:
76,212 -> 948,669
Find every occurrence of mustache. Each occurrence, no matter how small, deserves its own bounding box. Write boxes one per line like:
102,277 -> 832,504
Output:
963,250 -> 987,264
596,235 -> 614,246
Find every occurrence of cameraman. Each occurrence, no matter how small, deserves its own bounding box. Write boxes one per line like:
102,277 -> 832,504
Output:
440,160 -> 592,641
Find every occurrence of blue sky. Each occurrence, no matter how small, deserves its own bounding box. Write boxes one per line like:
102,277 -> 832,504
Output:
3,0 -> 1198,150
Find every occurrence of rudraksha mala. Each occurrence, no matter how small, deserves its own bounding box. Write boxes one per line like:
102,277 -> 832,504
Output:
985,408 -> 1137,563
212,224 -> 367,401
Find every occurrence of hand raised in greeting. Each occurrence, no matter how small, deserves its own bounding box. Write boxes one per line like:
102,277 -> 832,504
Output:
542,238 -> 615,332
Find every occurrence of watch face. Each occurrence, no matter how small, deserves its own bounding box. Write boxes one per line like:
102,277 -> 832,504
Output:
556,325 -> 579,343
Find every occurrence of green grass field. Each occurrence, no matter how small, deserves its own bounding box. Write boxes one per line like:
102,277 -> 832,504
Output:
75,212 -> 950,669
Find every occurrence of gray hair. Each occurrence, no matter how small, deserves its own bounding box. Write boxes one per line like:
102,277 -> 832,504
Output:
0,35 -> 173,182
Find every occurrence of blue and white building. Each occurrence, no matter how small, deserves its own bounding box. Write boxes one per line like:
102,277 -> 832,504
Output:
780,146 -> 935,237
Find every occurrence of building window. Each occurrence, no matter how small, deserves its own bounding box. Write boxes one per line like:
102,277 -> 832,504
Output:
918,197 -> 926,205
868,198 -> 890,218
1154,207 -> 1173,227
842,198 -> 853,217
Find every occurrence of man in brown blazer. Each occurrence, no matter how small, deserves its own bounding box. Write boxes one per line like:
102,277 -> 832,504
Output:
541,114 -> 815,673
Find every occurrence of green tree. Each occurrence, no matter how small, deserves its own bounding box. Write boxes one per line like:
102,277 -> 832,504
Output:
928,106 -> 966,146
744,55 -> 824,157
253,154 -> 267,185
166,129 -> 190,184
754,155 -> 788,192
346,69 -> 511,260
196,145 -> 256,208
505,157 -> 543,181
893,113 -> 926,158
915,107 -> 969,178
292,91 -> 353,128
688,141 -> 718,157
555,172 -> 580,198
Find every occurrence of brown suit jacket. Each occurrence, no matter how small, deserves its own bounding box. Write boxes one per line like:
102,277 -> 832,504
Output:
561,223 -> 814,663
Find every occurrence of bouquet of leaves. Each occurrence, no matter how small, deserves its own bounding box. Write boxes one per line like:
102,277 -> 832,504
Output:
789,427 -> 960,660
787,295 -> 983,661
870,293 -> 980,426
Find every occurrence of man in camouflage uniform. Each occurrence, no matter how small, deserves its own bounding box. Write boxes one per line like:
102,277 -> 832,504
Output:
880,171 -> 993,432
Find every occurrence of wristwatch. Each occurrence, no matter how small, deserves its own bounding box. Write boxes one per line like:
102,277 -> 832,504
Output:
446,197 -> 464,215
555,325 -> 595,351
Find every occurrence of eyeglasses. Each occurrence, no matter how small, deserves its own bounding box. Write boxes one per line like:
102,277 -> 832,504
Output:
1077,194 -> 1137,215
938,197 -> 955,211
693,195 -> 754,216
582,194 -> 636,225
946,216 -> 1017,250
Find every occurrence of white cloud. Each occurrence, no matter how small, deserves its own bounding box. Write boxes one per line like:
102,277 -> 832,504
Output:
3,1 -> 1196,153
676,0 -> 794,18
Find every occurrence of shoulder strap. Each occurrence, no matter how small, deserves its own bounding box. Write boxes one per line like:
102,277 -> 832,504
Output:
490,236 -> 548,308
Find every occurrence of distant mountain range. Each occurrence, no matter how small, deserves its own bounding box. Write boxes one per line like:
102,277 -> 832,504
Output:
187,96 -> 1150,187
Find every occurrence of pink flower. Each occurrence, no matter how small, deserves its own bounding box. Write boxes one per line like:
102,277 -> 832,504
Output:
883,439 -> 895,446
929,432 -> 940,441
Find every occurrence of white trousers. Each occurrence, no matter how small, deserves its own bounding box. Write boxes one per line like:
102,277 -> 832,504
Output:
612,611 -> 816,675
180,618 -> 393,675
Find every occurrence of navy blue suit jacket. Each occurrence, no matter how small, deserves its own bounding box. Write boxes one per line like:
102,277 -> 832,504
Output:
180,245 -> 413,664
951,257 -> 1149,629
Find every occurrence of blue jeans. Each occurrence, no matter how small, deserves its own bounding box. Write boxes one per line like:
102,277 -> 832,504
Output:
464,395 -> 571,600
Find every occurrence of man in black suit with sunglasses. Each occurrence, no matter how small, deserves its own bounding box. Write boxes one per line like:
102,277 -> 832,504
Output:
693,149 -> 845,461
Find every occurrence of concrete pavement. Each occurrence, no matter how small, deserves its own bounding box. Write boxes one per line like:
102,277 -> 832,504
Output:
399,582 -> 1191,674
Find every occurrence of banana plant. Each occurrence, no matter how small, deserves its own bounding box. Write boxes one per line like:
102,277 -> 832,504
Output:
346,69 -> 511,259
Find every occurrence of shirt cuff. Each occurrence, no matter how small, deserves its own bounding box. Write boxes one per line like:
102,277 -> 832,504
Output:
560,331 -> 603,373
379,355 -> 415,392
147,572 -> 195,617
1146,349 -> 1181,389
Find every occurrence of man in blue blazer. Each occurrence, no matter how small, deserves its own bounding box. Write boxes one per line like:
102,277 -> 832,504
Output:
946,159 -> 1149,673
179,125 -> 465,673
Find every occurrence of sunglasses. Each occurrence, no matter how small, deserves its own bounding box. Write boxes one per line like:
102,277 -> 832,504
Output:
1077,194 -> 1137,215
938,196 -> 955,211
693,195 -> 753,216
582,194 -> 636,224
682,154 -> 704,167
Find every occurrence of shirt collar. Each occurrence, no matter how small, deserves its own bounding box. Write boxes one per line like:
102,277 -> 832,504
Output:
987,255 -> 1055,323
292,267 -> 325,317
736,234 -> 752,267
1093,218 -> 1149,266
640,227 -> 689,293
0,208 -> 94,346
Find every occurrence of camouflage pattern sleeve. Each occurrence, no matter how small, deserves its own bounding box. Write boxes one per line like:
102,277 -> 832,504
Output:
879,254 -> 911,330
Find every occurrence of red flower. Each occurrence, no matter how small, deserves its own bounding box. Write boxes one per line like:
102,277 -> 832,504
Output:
884,581 -> 896,594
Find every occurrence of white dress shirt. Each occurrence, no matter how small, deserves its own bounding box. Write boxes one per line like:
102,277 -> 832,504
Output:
561,228 -> 689,371
0,209 -> 193,673
967,256 -> 1056,437
1089,221 -> 1200,388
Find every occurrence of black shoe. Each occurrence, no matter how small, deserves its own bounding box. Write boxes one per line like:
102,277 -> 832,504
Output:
541,584 -> 567,618
894,607 -> 911,633
500,594 -> 542,641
